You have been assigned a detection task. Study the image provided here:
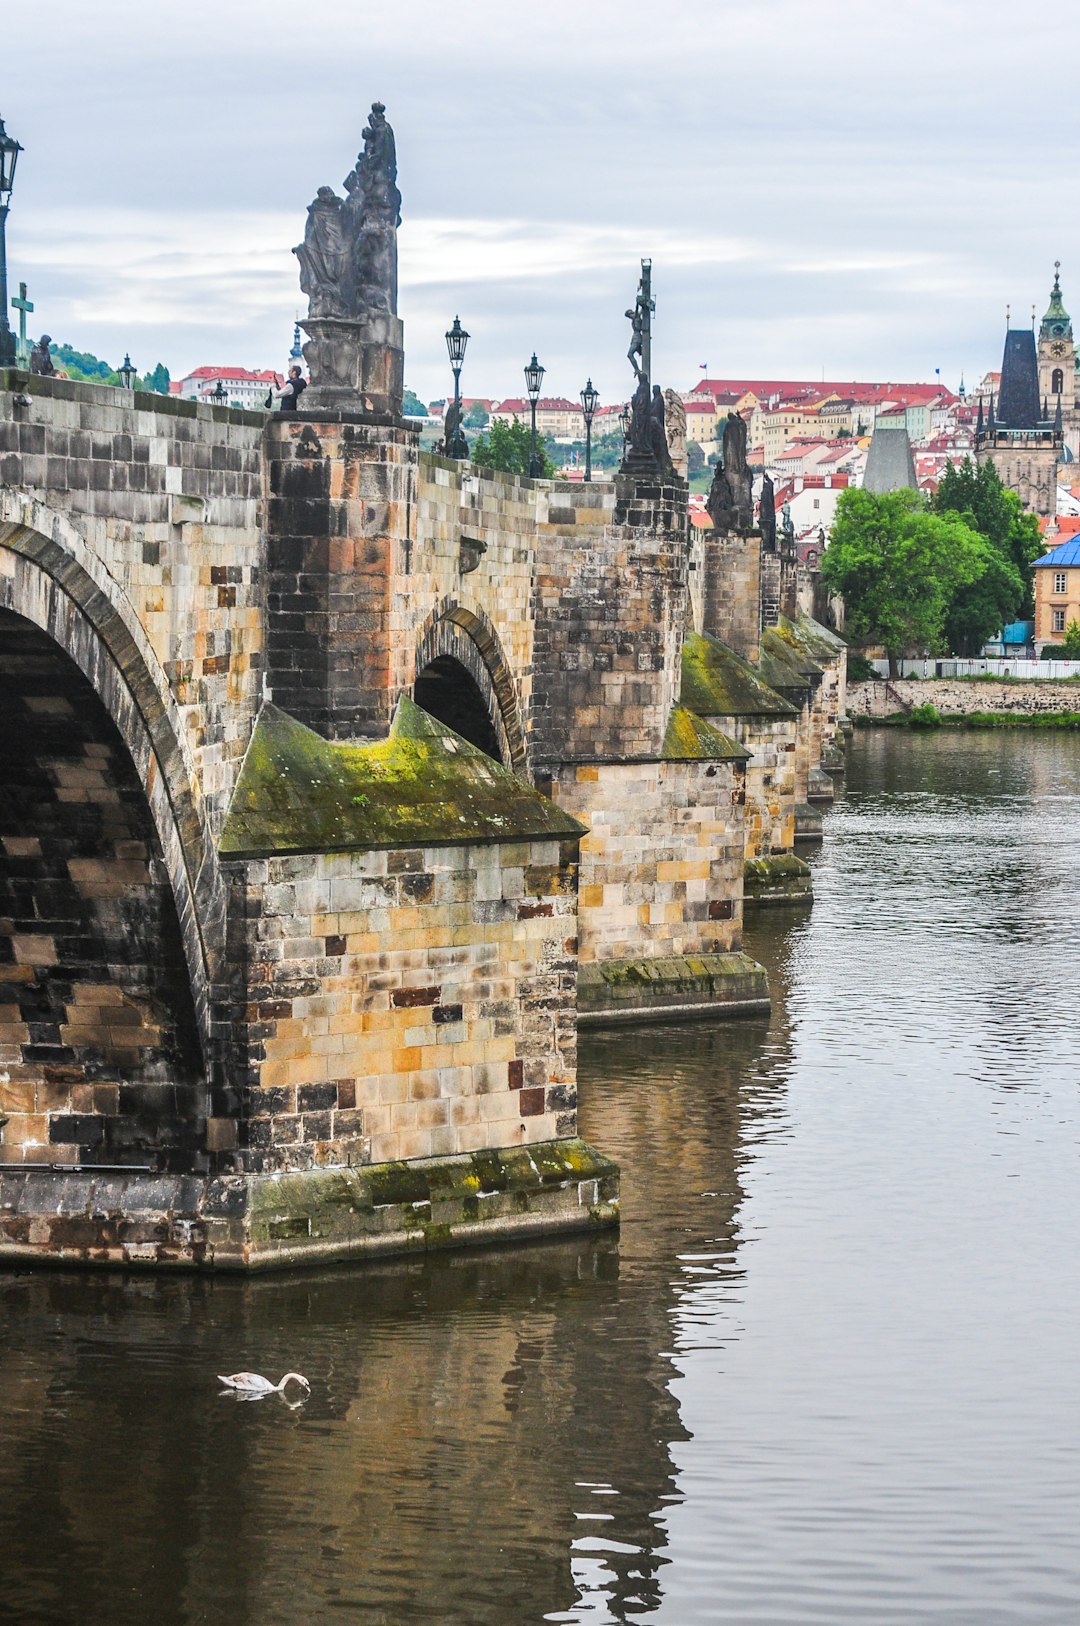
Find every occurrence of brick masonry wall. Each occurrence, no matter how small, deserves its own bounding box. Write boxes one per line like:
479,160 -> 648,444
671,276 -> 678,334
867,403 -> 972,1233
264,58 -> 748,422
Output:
531,483 -> 689,768
0,375 -> 265,841
701,530 -> 761,659
729,716 -> 799,859
225,837 -> 579,1172
0,613 -> 204,1168
551,759 -> 746,966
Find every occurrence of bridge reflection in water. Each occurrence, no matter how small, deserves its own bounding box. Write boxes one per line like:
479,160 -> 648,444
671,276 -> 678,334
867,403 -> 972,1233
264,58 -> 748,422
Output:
0,987 -> 793,1626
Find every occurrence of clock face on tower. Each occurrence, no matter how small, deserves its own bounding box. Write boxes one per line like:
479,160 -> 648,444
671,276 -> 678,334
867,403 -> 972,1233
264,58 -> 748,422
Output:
1050,341 -> 1067,356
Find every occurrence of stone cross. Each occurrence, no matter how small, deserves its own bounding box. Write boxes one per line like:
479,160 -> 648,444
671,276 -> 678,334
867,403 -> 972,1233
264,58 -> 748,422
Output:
11,282 -> 32,367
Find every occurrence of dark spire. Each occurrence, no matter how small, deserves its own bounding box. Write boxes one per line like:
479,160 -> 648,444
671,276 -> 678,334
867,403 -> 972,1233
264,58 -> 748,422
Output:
996,328 -> 1041,429
1055,393 -> 1063,433
1043,394 -> 1048,421
976,395 -> 984,434
988,392 -> 996,429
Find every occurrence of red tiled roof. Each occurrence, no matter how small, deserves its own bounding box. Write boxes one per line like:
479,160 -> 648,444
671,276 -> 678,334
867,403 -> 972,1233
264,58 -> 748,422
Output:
182,366 -> 282,383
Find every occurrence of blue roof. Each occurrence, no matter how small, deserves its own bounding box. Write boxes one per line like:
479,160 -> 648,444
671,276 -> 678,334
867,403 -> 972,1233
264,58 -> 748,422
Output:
1033,538 -> 1080,568
1002,620 -> 1034,643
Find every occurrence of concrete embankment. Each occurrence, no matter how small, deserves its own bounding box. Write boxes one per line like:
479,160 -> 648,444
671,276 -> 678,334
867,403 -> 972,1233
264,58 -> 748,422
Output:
850,678 -> 1080,725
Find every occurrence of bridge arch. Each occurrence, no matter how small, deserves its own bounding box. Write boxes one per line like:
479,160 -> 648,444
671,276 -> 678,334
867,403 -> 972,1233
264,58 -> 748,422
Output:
0,494 -> 226,1061
413,600 -> 529,774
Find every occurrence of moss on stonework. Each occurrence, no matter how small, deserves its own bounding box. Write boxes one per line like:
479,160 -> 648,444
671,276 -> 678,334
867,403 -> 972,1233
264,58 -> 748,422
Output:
680,630 -> 798,719
758,627 -> 820,692
220,697 -> 586,857
778,610 -> 846,662
744,853 -> 811,880
662,704 -> 749,761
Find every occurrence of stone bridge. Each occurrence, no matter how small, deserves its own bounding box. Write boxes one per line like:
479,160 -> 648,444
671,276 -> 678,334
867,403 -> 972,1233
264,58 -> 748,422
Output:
0,368 -> 844,1268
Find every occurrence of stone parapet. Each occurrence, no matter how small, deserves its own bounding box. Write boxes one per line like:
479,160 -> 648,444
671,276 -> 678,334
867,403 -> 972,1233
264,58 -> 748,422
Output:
0,1138 -> 618,1269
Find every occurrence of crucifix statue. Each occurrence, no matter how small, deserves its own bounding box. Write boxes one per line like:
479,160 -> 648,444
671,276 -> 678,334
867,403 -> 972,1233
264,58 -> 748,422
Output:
11,281 -> 32,367
621,258 -> 674,479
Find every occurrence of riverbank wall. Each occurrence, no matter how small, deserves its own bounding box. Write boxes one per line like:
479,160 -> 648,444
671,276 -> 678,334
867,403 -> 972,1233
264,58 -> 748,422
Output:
850,678 -> 1080,722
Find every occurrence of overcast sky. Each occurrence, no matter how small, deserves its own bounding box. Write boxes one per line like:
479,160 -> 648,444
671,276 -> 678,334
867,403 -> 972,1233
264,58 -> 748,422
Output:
4,0 -> 1074,404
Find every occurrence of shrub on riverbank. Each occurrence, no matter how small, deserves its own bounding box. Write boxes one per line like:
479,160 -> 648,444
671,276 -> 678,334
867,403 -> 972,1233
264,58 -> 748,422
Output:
909,703 -> 942,729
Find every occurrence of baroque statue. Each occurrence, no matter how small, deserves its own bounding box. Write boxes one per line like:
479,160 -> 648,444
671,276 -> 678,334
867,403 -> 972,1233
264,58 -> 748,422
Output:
663,388 -> 688,480
30,335 -> 55,376
294,101 -> 405,417
706,412 -> 754,530
758,471 -> 777,550
295,103 -> 400,323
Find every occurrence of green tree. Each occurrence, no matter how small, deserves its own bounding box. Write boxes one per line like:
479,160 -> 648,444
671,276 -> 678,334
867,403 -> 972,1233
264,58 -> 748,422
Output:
470,416 -> 555,477
141,362 -> 170,394
402,386 -> 427,418
1063,619 -> 1080,658
933,457 -> 1043,613
50,342 -> 118,384
463,401 -> 489,429
820,487 -> 987,675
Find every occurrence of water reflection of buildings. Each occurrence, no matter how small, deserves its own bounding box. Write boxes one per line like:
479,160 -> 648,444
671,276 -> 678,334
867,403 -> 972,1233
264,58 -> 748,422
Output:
0,1005 -> 798,1625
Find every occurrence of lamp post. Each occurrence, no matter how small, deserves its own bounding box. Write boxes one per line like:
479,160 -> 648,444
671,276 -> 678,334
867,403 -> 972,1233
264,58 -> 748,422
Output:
580,377 -> 599,482
211,378 -> 227,406
619,402 -> 631,452
0,115 -> 24,369
445,315 -> 469,458
118,353 -> 137,390
524,352 -> 545,477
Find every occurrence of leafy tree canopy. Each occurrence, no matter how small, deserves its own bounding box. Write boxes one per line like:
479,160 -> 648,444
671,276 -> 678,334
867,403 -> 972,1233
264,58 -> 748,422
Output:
463,401 -> 490,428
402,386 -> 427,418
933,456 -> 1043,614
820,487 -> 987,673
470,416 -> 555,478
141,362 -> 170,393
1064,620 -> 1080,658
50,342 -> 118,384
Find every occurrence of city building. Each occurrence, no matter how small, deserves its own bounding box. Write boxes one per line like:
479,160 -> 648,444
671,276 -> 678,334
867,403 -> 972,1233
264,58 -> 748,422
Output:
863,413 -> 917,494
1032,536 -> 1080,649
177,366 -> 283,410
1037,263 -> 1076,455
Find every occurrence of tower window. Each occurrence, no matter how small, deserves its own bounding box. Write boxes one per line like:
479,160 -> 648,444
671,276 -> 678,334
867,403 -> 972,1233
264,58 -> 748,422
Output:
1052,368 -> 1064,395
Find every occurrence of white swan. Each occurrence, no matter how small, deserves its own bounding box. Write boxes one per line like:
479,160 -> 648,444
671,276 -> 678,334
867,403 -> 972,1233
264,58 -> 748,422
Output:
218,1371 -> 310,1396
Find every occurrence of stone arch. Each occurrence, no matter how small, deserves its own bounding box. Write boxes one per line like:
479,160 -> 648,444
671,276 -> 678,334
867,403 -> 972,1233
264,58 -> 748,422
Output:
0,494 -> 225,1061
413,599 -> 529,775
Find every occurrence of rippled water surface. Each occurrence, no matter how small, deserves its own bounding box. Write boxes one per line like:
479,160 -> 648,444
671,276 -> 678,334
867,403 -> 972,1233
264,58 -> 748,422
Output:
3,730 -> 1080,1625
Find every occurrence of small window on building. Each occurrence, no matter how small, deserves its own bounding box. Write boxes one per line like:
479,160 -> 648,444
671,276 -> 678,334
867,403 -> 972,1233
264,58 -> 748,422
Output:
1052,368 -> 1064,395
1053,609 -> 1066,632
813,498 -> 820,509
1054,571 -> 1068,594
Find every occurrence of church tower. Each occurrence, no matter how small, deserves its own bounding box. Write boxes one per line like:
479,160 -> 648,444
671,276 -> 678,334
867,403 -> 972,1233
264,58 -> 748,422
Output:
1037,262 -> 1077,452
976,321 -> 1062,517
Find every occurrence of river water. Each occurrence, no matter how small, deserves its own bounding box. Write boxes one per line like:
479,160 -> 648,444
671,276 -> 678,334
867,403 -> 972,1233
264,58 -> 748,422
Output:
2,730 -> 1080,1626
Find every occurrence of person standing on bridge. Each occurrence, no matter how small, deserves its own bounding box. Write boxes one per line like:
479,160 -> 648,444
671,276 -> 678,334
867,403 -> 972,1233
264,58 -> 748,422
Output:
275,365 -> 307,412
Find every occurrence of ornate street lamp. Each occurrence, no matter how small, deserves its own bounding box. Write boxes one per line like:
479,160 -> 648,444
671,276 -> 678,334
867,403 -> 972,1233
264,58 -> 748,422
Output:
444,315 -> 469,458
211,378 -> 228,405
118,353 -> 137,390
524,352 -> 545,477
580,377 -> 599,482
0,114 -> 25,369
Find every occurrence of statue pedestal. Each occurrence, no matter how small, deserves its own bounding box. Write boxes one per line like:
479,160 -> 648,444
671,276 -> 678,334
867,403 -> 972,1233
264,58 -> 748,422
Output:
301,314 -> 404,418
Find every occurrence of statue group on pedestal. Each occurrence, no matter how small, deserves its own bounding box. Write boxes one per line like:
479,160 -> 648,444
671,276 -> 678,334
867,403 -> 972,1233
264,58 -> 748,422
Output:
295,102 -> 401,323
705,412 -> 754,531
